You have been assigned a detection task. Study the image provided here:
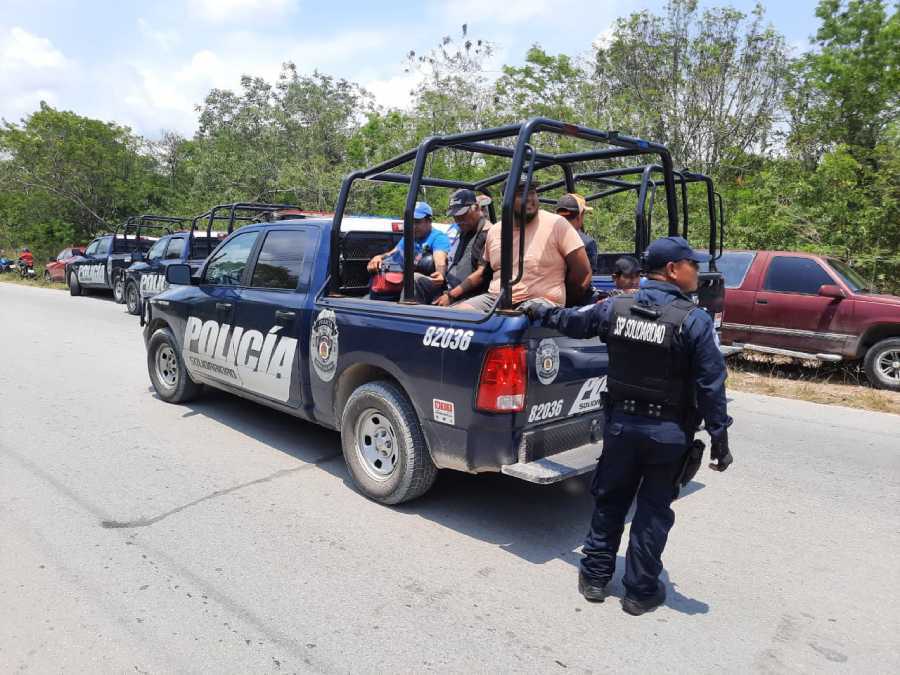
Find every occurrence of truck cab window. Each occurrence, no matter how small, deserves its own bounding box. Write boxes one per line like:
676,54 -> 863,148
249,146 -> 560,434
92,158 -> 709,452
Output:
147,239 -> 167,261
84,240 -> 99,256
764,256 -> 833,295
164,237 -> 185,260
250,230 -> 314,290
203,231 -> 259,286
95,238 -> 111,256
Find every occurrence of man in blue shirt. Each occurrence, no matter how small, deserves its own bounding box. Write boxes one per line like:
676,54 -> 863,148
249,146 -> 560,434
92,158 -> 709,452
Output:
367,201 -> 451,279
522,236 -> 733,615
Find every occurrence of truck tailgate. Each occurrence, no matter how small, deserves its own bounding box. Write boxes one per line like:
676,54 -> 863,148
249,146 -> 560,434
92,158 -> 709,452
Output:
506,328 -> 609,480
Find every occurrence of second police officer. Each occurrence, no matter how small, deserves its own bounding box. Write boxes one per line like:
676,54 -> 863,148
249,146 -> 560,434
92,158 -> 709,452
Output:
521,236 -> 734,616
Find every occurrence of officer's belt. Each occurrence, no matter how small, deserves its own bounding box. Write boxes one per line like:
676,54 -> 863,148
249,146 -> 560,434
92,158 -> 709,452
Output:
610,399 -> 684,422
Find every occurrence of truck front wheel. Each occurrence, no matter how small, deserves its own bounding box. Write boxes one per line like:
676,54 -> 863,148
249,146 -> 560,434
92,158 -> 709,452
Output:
113,274 -> 125,303
147,327 -> 202,403
340,381 -> 437,504
68,271 -> 82,296
864,338 -> 900,391
125,280 -> 141,316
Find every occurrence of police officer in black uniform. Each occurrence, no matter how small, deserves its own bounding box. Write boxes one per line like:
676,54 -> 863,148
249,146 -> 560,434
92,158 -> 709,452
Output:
521,236 -> 733,615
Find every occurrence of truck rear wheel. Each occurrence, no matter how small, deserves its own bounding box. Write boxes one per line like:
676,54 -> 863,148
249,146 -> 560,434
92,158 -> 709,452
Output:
125,280 -> 141,316
68,271 -> 82,296
113,275 -> 125,303
864,338 -> 900,391
340,381 -> 437,504
147,327 -> 202,403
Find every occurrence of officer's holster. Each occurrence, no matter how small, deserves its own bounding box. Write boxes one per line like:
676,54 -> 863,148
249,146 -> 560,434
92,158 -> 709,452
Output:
675,439 -> 705,498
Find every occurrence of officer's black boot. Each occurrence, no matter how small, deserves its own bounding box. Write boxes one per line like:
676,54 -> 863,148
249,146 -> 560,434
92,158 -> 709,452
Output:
621,581 -> 666,616
577,572 -> 608,602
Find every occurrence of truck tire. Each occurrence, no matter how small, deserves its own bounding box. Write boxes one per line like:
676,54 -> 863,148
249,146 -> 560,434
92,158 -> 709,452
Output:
68,271 -> 82,296
147,327 -> 202,403
125,280 -> 141,316
340,381 -> 437,504
863,337 -> 900,391
113,274 -> 125,303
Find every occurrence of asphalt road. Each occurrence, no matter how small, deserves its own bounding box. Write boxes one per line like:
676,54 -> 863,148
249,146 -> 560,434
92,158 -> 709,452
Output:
1,282 -> 899,674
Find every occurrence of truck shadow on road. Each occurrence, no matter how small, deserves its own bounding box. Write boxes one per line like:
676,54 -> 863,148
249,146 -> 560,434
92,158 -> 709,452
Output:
177,388 -> 709,616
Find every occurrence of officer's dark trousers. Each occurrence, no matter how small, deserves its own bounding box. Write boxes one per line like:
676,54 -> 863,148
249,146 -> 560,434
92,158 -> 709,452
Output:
580,412 -> 687,599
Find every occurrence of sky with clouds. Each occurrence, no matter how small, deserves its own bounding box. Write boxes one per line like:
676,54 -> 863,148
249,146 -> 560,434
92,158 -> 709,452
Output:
0,0 -> 821,139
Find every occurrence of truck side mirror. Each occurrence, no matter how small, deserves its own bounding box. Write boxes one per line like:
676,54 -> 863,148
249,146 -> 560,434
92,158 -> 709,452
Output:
818,284 -> 845,299
166,264 -> 192,285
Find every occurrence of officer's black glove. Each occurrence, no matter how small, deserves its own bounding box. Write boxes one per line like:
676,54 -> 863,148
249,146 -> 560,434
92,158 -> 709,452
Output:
708,431 -> 733,472
518,298 -> 556,322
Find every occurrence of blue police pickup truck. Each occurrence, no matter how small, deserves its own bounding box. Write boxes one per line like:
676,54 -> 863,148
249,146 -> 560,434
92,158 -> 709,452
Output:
123,204 -> 303,316
67,215 -> 186,301
142,118 -> 722,504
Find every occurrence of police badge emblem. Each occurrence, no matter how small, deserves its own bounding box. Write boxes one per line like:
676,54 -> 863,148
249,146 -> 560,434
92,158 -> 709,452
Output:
535,338 -> 560,385
310,309 -> 339,382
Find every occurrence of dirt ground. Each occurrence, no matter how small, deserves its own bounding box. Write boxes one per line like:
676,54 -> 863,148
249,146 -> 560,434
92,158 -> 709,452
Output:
727,352 -> 900,415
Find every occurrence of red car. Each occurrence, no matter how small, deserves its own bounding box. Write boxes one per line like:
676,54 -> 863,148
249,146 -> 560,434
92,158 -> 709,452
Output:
709,250 -> 900,390
44,246 -> 85,282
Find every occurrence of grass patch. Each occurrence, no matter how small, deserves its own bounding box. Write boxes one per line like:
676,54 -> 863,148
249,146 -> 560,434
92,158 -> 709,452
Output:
727,352 -> 900,415
0,273 -> 68,291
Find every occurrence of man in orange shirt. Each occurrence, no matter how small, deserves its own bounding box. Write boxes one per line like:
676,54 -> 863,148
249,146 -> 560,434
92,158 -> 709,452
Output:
439,180 -> 592,311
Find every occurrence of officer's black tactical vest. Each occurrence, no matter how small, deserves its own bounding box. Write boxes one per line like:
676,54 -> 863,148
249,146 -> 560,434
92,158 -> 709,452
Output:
605,295 -> 697,412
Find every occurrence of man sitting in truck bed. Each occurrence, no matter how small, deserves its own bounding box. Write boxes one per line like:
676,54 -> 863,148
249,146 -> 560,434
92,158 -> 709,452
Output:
448,180 -> 593,311
366,202 -> 451,287
427,189 -> 492,306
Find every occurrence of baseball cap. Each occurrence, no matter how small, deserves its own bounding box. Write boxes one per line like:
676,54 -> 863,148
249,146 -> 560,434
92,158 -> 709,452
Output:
612,256 -> 641,276
644,236 -> 711,269
555,193 -> 594,215
446,189 -> 478,216
413,201 -> 433,219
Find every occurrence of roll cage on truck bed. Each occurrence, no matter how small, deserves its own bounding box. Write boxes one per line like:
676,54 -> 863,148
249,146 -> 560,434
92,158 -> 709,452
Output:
145,117 -> 726,504
124,203 -> 307,316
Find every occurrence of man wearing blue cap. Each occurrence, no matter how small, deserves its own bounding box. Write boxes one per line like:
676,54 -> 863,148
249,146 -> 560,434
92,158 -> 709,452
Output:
366,201 -> 451,282
521,236 -> 733,616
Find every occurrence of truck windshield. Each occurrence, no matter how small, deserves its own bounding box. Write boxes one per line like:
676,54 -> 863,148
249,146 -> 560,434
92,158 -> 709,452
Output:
828,258 -> 871,293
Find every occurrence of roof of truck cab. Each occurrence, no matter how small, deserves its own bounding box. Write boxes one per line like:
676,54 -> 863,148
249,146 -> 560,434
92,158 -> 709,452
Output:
247,215 -> 455,235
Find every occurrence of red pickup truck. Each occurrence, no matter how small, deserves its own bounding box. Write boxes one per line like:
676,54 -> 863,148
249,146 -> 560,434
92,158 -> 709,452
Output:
708,251 -> 900,390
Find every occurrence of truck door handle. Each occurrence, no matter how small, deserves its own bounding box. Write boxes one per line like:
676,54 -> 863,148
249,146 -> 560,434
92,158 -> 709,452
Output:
275,310 -> 296,321
216,302 -> 233,311
756,299 -> 768,305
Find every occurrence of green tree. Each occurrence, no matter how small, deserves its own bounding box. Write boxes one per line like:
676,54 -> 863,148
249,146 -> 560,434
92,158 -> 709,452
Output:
594,0 -> 789,173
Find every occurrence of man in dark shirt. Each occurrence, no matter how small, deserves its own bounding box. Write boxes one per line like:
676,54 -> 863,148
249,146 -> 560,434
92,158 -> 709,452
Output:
556,193 -> 598,273
428,189 -> 492,306
522,236 -> 733,615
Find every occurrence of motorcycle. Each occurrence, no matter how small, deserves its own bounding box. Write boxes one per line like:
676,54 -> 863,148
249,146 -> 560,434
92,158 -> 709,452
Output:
16,257 -> 36,279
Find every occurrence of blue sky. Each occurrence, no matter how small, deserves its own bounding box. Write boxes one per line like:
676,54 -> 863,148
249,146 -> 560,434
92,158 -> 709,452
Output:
0,0 -> 822,138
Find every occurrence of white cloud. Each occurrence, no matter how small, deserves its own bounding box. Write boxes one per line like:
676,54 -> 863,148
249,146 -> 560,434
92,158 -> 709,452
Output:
365,72 -> 420,110
593,26 -> 615,51
188,0 -> 298,23
137,18 -> 179,52
0,26 -> 74,122
437,0 -> 555,25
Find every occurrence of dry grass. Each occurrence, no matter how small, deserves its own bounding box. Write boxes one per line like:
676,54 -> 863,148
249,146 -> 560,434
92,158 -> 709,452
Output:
0,274 -> 68,291
728,352 -> 900,415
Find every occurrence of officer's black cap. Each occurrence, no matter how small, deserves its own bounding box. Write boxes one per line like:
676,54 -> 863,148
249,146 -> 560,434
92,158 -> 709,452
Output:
644,236 -> 711,269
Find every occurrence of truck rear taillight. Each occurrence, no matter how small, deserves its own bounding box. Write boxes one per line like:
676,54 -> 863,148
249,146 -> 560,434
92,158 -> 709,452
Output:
476,345 -> 527,413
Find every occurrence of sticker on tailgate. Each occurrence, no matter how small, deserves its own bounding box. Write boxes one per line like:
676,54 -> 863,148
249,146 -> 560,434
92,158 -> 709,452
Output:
567,376 -> 607,415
